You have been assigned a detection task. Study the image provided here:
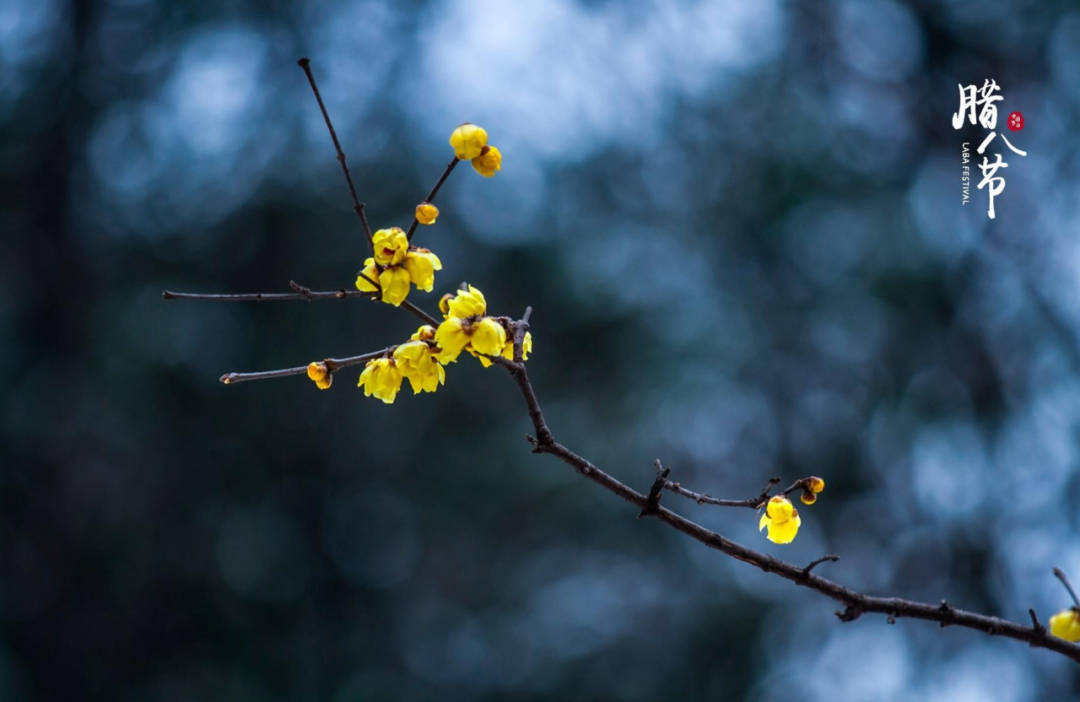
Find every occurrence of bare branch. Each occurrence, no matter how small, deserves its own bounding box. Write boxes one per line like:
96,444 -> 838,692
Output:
164,282 -> 374,303
803,554 -> 840,575
407,157 -> 460,242
297,57 -> 373,249
1055,568 -> 1080,609
665,476 -> 780,509
220,346 -> 395,385
638,460 -> 672,518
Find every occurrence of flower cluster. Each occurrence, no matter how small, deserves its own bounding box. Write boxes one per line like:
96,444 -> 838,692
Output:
433,285 -> 531,366
355,227 -> 443,306
758,477 -> 825,544
450,124 -> 502,178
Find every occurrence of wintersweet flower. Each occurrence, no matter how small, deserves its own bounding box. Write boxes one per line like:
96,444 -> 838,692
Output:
471,145 -> 502,177
403,249 -> 442,292
449,123 -> 488,160
470,317 -> 507,355
1050,609 -> 1080,642
434,315 -> 507,363
307,362 -> 332,390
806,477 -> 826,494
372,227 -> 409,266
800,491 -> 817,505
378,266 -> 412,306
446,285 -> 487,319
759,496 -> 801,544
415,203 -> 439,225
358,358 -> 403,404
476,330 -> 533,368
411,325 -> 436,342
355,259 -> 381,294
393,339 -> 446,394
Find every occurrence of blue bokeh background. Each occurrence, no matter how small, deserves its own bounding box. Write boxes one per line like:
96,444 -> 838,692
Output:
4,0 -> 1080,699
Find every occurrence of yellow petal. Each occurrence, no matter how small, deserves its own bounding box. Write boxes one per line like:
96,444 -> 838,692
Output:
759,513 -> 769,532
378,266 -> 411,306
471,145 -> 502,177
470,317 -> 507,356
1050,609 -> 1080,642
449,123 -> 488,160
372,228 -> 409,266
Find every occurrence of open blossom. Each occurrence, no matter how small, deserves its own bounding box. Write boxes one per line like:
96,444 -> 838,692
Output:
403,249 -> 442,292
378,265 -> 412,306
393,337 -> 446,394
445,285 -> 487,318
372,227 -> 409,266
449,123 -> 488,160
415,203 -> 439,225
1050,609 -> 1080,642
472,145 -> 502,177
759,496 -> 801,544
358,358 -> 403,404
435,316 -> 507,362
476,330 -> 533,368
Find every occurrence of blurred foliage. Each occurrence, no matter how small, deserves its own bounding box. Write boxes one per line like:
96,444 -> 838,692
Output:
4,0 -> 1080,699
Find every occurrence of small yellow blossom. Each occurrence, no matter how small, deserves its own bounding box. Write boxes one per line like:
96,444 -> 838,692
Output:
1050,609 -> 1080,642
315,376 -> 332,390
470,317 -> 507,356
411,325 -> 437,342
806,477 -> 826,494
416,203 -> 439,225
433,316 -> 470,362
471,145 -> 502,177
378,266 -> 412,306
449,123 -> 488,160
439,293 -> 455,316
759,496 -> 801,544
358,358 -> 403,404
476,330 -> 532,368
800,491 -> 817,505
355,258 -> 380,294
307,362 -> 328,382
393,340 -> 446,394
446,285 -> 487,318
372,227 -> 409,266
403,248 -> 443,292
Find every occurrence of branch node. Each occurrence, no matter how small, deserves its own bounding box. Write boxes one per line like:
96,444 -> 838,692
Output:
1029,609 -> 1047,637
836,605 -> 864,623
802,554 -> 840,575
638,461 -> 671,518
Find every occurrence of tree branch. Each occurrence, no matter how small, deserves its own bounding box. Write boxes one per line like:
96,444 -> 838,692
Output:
407,157 -> 460,242
298,58 -> 373,250
493,311 -> 1080,664
219,346 -> 396,385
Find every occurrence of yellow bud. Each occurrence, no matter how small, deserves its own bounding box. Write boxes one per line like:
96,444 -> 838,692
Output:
307,362 -> 328,382
1050,609 -> 1080,642
439,293 -> 455,316
415,203 -> 439,225
800,491 -> 817,505
471,145 -> 502,177
449,123 -> 488,160
806,477 -> 826,494
411,325 -> 437,342
315,375 -> 332,390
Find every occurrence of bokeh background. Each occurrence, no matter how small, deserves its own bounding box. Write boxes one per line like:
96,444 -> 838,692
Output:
4,0 -> 1080,699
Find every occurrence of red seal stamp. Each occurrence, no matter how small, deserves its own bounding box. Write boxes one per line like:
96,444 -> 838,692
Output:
1007,111 -> 1024,131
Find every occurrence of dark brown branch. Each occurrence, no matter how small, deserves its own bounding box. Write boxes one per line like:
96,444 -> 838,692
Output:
803,554 -> 840,575
220,346 -> 394,385
665,476 -> 780,509
407,157 -> 460,241
298,57 -> 373,249
400,299 -> 440,327
163,282 -> 373,303
494,314 -> 1080,664
638,460 -> 671,518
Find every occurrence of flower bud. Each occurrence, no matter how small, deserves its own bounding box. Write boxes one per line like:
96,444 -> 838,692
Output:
806,476 -> 826,494
800,491 -> 817,505
471,145 -> 502,177
449,123 -> 488,160
415,203 -> 439,225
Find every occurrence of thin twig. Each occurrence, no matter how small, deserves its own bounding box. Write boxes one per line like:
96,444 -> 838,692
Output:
493,312 -> 1080,664
400,299 -> 440,327
219,346 -> 396,385
803,554 -> 840,575
1055,568 -> 1080,609
407,157 -> 460,241
638,460 -> 672,518
664,476 -> 781,509
298,57 -> 373,249
163,283 -> 373,303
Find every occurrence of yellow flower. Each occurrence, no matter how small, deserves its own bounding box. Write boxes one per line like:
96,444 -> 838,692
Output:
471,145 -> 502,177
800,491 -> 817,505
806,477 -> 826,494
476,330 -> 532,368
759,496 -> 801,544
403,249 -> 443,292
1050,609 -> 1080,642
434,317 -> 470,362
393,340 -> 446,394
449,123 -> 488,160
446,285 -> 487,318
470,317 -> 507,356
355,258 -> 380,294
439,293 -> 455,316
308,362 -> 333,390
358,358 -> 403,404
372,227 -> 409,266
411,325 -> 437,342
415,203 -> 439,225
378,266 -> 412,306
